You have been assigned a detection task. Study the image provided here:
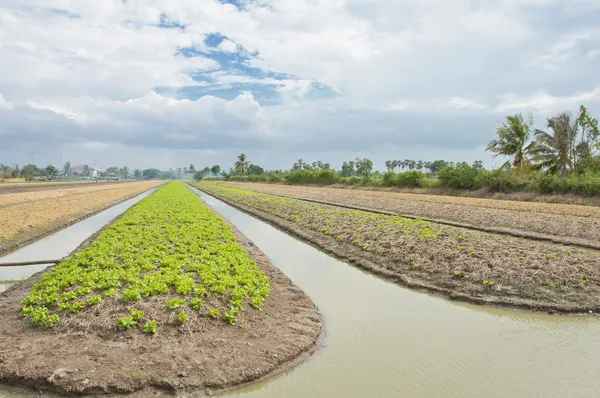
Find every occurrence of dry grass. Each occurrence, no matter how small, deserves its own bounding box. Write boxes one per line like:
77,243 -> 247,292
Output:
0,182 -> 149,208
0,181 -> 160,242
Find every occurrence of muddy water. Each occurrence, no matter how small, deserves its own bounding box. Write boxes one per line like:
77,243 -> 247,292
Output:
1,188 -> 600,397
0,188 -> 157,293
194,190 -> 600,398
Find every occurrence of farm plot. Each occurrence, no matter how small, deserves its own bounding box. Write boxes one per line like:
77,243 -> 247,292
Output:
220,182 -> 600,248
196,183 -> 600,313
0,182 -> 321,395
0,181 -> 161,255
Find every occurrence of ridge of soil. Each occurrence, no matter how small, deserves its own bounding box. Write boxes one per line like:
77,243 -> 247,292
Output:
0,184 -> 162,257
222,182 -> 600,248
197,186 -> 600,315
0,191 -> 323,397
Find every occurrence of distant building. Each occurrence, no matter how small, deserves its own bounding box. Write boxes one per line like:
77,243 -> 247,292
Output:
70,165 -> 104,178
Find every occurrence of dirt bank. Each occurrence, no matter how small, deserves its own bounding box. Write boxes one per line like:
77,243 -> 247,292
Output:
0,181 -> 132,195
0,182 -> 161,256
197,184 -> 600,314
222,182 -> 600,248
0,201 -> 322,396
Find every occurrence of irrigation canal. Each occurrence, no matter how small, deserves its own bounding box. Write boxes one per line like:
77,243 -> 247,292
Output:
1,186 -> 600,397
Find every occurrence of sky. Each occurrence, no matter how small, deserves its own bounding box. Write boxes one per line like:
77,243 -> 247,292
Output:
1,0 -> 600,172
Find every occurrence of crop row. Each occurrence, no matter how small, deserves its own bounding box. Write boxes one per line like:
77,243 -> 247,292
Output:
21,181 -> 270,332
195,183 -> 600,311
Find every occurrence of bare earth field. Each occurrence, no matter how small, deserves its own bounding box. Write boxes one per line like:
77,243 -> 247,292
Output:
221,182 -> 600,248
0,181 -> 127,194
0,181 -> 161,255
0,207 -> 322,396
197,183 -> 600,314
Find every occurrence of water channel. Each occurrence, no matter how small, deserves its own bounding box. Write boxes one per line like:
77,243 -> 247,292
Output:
1,186 -> 600,397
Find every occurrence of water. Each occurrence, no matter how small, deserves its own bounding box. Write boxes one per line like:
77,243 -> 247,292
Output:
0,188 -> 157,292
2,187 -> 600,397
194,189 -> 600,398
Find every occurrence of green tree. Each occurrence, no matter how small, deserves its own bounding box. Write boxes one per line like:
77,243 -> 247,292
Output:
134,169 -> 142,179
235,153 -> 250,175
189,164 -> 196,173
63,162 -> 72,177
83,165 -> 90,177
531,112 -> 578,175
248,164 -> 265,175
486,113 -> 536,178
194,171 -> 205,181
385,160 -> 393,172
472,160 -> 484,170
45,165 -> 59,176
22,164 -> 40,181
576,105 -> 599,161
355,157 -> 373,177
210,165 -> 221,174
142,168 -> 161,179
119,167 -> 129,179
340,160 -> 356,177
0,164 -> 12,181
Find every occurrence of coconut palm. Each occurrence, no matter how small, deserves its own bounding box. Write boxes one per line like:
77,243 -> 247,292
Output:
235,153 -> 250,175
486,113 -> 536,178
531,112 -> 578,176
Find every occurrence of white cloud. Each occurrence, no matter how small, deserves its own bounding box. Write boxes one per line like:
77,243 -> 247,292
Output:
217,38 -> 238,52
496,88 -> 600,113
446,97 -> 488,110
0,0 -> 599,170
0,94 -> 14,110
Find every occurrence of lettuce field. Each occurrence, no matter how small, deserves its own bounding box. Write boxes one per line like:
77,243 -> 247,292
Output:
20,181 -> 271,331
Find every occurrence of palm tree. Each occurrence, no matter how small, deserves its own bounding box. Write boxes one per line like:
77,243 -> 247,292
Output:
486,113 -> 535,178
385,160 -> 393,172
235,153 -> 250,175
531,112 -> 578,175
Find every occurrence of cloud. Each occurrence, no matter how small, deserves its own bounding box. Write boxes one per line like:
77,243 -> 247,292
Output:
0,0 -> 599,171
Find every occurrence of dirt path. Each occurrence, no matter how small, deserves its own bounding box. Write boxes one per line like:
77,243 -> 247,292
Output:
0,196 -> 322,396
222,182 -> 600,248
197,183 -> 600,314
0,182 -> 161,256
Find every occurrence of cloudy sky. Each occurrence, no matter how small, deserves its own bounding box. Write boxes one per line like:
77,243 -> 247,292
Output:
1,0 -> 599,172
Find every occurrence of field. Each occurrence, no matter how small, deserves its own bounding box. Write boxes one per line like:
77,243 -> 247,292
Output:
0,182 -> 321,395
195,183 -> 600,313
218,182 -> 600,248
0,181 -> 161,255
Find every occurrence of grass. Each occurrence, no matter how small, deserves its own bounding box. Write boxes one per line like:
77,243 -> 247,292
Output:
20,181 -> 270,331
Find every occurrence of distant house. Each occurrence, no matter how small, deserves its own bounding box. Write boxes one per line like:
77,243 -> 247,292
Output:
70,165 -> 104,178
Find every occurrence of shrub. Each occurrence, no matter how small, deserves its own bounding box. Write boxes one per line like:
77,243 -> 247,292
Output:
478,169 -> 519,193
566,173 -> 600,196
269,173 -> 283,183
285,169 -> 340,185
342,176 -> 362,185
437,164 -> 484,190
532,173 -> 567,194
395,171 -> 426,188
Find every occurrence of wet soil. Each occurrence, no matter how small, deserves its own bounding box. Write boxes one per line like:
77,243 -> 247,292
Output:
222,182 -> 600,249
198,184 -> 600,314
0,201 -> 322,396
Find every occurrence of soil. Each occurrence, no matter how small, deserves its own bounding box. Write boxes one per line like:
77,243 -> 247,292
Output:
0,182 -> 162,256
0,181 -> 131,195
222,182 -> 600,249
198,184 -> 600,314
0,198 -> 323,396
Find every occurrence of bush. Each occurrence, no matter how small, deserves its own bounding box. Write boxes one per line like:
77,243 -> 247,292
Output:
437,164 -> 484,190
566,173 -> 600,196
249,174 -> 268,182
395,171 -> 426,188
531,173 -> 567,194
269,173 -> 283,183
342,176 -> 362,185
478,169 -> 519,193
285,169 -> 340,185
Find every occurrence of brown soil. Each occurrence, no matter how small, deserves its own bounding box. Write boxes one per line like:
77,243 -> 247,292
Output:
0,182 -> 161,256
222,182 -> 600,248
0,181 -> 132,195
198,184 -> 600,314
0,202 -> 323,396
